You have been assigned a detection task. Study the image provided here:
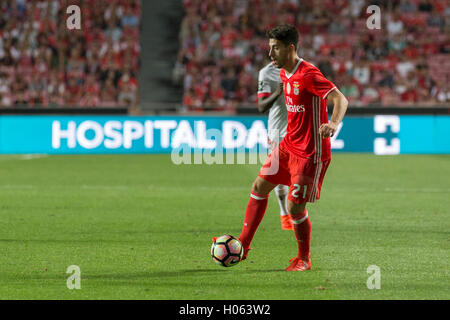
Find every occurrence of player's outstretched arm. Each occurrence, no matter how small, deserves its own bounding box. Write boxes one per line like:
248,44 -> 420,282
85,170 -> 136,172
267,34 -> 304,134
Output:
319,88 -> 348,138
258,82 -> 284,113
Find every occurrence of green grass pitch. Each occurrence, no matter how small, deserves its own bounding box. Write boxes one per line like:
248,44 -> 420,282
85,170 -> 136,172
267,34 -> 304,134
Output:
0,153 -> 448,299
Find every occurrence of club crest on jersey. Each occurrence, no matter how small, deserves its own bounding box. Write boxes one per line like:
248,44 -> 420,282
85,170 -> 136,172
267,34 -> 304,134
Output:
293,82 -> 300,95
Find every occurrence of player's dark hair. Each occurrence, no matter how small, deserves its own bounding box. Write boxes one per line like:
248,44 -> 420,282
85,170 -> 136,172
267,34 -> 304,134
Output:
266,24 -> 299,50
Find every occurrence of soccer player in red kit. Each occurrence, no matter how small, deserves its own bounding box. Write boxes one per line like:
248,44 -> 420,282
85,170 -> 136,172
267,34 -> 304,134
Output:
237,25 -> 348,271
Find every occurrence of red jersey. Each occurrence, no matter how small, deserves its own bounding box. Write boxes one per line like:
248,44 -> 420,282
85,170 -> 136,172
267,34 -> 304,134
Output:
279,59 -> 337,163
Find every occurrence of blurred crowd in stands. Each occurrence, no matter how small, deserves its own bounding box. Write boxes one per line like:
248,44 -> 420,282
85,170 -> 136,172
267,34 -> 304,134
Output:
176,0 -> 450,112
0,0 -> 141,108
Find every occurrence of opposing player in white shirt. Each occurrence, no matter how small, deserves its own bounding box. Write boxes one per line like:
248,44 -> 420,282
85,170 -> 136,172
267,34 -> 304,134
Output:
257,62 -> 292,230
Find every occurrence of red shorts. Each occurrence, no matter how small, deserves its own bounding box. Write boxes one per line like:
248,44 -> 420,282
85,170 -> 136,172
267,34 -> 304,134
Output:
259,144 -> 330,204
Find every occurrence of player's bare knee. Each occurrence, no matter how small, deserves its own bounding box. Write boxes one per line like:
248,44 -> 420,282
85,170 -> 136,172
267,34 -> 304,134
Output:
287,201 -> 306,216
252,177 -> 275,196
251,178 -> 265,195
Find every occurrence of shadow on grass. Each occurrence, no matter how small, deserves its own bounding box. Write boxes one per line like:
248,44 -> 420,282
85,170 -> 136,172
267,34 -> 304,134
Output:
84,268 -> 285,280
3,268 -> 285,283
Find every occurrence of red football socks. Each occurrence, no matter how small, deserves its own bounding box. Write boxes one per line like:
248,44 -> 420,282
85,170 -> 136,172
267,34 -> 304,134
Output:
291,210 -> 311,261
238,191 -> 269,250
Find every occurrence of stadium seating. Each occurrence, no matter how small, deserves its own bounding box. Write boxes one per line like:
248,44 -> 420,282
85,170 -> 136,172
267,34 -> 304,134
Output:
177,0 -> 449,112
0,0 -> 141,108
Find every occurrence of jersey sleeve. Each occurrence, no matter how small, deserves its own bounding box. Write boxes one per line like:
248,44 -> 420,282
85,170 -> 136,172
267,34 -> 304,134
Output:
303,71 -> 337,99
257,69 -> 272,99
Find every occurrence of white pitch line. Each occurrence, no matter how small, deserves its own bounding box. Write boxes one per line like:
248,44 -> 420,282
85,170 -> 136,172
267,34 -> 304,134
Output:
19,154 -> 49,160
326,187 -> 450,193
0,185 -> 448,193
81,185 -> 129,190
0,154 -> 49,161
383,187 -> 450,193
0,185 -> 34,189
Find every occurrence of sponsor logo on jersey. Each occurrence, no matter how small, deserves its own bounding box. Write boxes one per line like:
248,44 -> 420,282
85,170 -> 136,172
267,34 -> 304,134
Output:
286,104 -> 305,113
